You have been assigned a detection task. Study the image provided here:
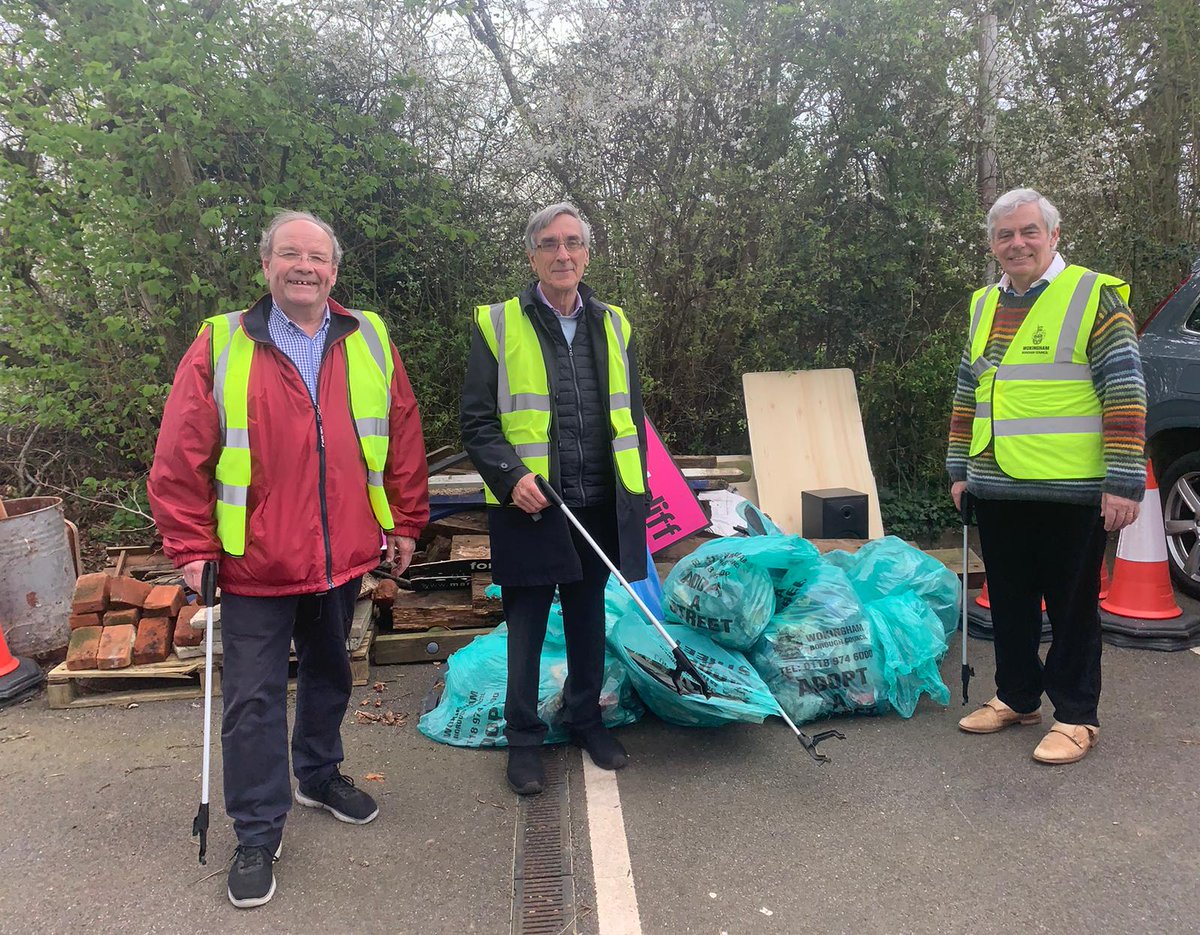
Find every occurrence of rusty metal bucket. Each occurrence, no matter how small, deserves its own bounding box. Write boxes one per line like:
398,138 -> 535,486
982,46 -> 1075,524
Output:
0,497 -> 78,656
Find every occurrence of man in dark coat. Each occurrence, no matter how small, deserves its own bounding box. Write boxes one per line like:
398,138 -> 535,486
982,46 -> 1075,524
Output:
461,202 -> 649,794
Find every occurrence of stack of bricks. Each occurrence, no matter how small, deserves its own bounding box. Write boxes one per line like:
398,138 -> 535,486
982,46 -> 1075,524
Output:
64,573 -> 193,671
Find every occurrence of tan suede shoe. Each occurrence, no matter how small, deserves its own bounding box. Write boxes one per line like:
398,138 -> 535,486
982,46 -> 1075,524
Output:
958,696 -> 1042,734
1032,722 -> 1099,764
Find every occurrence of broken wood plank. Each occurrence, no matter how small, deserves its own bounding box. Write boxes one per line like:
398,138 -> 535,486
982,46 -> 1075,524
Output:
449,535 -> 490,561
425,511 -> 489,539
389,588 -> 502,629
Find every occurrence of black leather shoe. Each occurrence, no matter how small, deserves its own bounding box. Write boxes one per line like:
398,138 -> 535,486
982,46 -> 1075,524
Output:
506,746 -> 546,795
572,726 -> 628,770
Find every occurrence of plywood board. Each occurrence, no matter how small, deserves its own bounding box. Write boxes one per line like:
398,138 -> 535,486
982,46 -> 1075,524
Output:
742,369 -> 885,538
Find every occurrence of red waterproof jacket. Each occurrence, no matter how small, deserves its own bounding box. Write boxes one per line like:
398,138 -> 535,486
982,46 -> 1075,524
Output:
148,297 -> 429,596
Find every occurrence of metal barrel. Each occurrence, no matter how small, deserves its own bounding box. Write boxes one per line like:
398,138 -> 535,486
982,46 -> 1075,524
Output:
0,497 -> 76,656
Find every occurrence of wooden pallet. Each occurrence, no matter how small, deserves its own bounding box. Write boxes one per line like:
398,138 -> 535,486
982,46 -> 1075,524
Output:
46,628 -> 373,710
46,654 -> 220,710
372,626 -> 494,664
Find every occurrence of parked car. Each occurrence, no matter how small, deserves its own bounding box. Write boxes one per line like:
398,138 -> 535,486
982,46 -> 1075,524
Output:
1140,255 -> 1200,598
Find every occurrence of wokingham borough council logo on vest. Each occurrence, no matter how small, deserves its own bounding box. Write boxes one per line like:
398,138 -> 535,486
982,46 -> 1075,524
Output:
1024,323 -> 1049,353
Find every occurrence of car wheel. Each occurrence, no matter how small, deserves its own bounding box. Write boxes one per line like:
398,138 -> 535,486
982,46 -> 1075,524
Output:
1159,451 -> 1200,599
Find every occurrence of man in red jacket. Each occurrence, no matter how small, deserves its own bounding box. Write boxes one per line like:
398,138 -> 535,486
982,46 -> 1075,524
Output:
148,211 -> 427,909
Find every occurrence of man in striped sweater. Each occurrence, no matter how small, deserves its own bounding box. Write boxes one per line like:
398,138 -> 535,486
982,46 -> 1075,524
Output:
946,188 -> 1146,764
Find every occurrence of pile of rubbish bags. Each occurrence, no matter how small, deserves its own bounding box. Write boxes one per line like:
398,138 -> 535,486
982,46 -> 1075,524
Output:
419,511 -> 961,748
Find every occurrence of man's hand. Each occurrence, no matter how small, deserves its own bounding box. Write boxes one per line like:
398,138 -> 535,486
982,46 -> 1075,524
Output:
1101,493 -> 1140,533
182,559 -> 210,595
386,535 -> 417,574
510,472 -> 550,514
950,480 -> 968,513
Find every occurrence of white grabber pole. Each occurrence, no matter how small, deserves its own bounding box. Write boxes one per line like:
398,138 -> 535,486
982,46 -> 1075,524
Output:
192,560 -> 218,864
531,476 -> 712,698
533,477 -> 846,764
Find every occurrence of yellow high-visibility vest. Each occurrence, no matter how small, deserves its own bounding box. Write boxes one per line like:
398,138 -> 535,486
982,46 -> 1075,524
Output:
473,297 -> 645,505
967,265 -> 1128,480
202,309 -> 395,556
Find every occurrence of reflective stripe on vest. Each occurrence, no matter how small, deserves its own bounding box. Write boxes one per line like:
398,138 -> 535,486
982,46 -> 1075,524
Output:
203,308 -> 395,556
966,265 -> 1129,480
474,297 -> 646,505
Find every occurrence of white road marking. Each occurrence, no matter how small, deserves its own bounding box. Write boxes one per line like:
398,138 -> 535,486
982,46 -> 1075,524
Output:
582,756 -> 643,935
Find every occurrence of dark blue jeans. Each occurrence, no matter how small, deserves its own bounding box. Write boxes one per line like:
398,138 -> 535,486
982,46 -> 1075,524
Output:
220,577 -> 360,847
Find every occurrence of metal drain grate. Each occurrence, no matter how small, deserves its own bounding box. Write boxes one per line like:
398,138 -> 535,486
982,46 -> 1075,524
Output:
512,754 -> 575,934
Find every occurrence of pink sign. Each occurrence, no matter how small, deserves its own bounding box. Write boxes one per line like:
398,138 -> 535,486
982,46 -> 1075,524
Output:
644,419 -> 709,554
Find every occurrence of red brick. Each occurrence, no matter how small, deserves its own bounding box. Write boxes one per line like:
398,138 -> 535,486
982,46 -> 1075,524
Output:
66,626 -> 103,671
96,624 -> 136,670
108,575 -> 154,609
372,579 -> 398,607
143,584 -> 185,617
173,604 -> 205,648
132,616 -> 172,665
103,607 -> 141,628
69,612 -> 102,631
71,573 -> 110,615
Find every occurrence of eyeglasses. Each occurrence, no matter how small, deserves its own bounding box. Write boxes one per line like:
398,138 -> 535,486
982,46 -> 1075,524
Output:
273,249 -> 334,267
533,236 -> 587,254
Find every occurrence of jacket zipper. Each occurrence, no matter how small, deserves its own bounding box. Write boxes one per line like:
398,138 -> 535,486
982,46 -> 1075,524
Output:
314,403 -> 334,590
566,342 -> 586,504
273,345 -> 335,591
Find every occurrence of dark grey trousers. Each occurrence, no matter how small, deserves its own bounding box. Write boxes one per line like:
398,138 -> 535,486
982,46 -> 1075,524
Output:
219,577 -> 360,847
502,505 -> 617,747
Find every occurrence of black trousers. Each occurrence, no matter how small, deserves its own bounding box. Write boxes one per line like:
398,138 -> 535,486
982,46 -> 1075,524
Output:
974,498 -> 1107,726
220,577 -> 360,847
502,505 -> 617,747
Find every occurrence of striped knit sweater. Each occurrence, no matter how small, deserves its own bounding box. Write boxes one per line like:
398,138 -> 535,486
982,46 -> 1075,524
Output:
945,281 -> 1146,504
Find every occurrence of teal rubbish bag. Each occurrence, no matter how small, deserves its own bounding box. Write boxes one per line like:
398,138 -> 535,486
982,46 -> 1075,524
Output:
662,535 -> 822,652
750,562 -> 883,725
606,610 -> 781,727
734,499 -> 785,537
823,536 -> 961,638
418,601 -> 643,748
862,590 -> 951,717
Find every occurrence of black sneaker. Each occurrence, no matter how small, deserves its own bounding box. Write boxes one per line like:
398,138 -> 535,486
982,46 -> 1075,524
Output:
506,746 -> 546,795
227,841 -> 281,909
295,772 -> 379,824
572,726 -> 628,770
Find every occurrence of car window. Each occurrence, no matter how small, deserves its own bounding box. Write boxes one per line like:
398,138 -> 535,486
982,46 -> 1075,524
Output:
1187,298 -> 1200,333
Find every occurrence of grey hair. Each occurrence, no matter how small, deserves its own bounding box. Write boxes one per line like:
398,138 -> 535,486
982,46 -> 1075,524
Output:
986,188 -> 1060,241
259,210 -> 343,266
524,202 -> 592,251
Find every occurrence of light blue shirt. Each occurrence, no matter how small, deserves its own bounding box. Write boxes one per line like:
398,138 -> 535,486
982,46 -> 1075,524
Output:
536,283 -> 584,344
268,301 -> 330,401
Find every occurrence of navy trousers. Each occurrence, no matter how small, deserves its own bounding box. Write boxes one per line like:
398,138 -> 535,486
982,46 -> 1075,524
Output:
219,577 -> 360,847
974,499 -> 1107,726
502,505 -> 617,747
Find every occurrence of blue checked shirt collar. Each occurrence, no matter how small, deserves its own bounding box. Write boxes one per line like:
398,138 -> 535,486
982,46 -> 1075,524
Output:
267,301 -> 330,401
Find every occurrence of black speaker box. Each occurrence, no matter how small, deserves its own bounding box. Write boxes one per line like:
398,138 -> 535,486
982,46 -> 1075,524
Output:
801,487 -> 869,539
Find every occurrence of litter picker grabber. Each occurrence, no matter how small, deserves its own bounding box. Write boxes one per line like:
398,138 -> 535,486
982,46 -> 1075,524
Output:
533,477 -> 844,764
959,491 -> 975,706
532,477 -> 712,699
192,560 -> 218,865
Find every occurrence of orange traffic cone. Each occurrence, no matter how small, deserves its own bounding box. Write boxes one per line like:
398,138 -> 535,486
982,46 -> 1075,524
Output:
0,629 -> 19,678
1099,561 -> 1111,600
1101,465 -> 1182,620
0,623 -> 44,707
975,579 -> 1045,611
